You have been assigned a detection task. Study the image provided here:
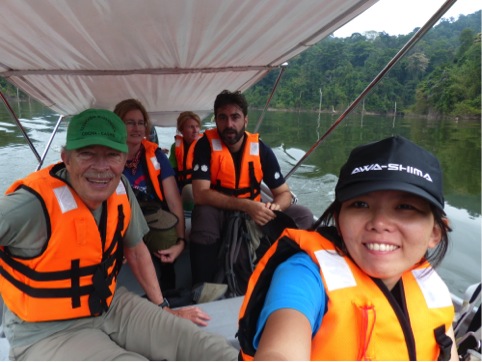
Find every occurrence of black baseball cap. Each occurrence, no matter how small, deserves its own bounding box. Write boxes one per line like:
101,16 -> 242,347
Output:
335,136 -> 444,211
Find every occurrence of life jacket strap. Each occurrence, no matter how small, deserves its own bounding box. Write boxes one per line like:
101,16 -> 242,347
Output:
434,324 -> 453,361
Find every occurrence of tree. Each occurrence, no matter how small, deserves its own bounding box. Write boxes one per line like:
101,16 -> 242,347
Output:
244,11 -> 481,118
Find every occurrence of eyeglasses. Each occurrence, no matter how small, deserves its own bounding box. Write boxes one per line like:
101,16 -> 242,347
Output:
125,120 -> 146,127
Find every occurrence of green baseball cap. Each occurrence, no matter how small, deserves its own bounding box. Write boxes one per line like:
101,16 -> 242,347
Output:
66,109 -> 127,153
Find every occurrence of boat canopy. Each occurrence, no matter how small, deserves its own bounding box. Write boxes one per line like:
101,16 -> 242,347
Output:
0,0 -> 377,126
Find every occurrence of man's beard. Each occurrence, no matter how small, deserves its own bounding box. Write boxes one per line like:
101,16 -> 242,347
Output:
220,125 -> 245,145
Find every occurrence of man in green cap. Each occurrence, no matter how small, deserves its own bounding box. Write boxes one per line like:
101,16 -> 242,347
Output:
0,109 -> 238,360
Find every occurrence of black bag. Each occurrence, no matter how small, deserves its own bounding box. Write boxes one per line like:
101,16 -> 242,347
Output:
217,210 -> 298,297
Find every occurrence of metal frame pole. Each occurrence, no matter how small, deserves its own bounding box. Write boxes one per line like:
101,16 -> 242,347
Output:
36,114 -> 65,171
253,62 -> 288,133
0,89 -> 41,162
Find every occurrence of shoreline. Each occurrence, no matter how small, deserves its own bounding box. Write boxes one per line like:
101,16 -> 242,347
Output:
4,97 -> 481,122
250,107 -> 481,121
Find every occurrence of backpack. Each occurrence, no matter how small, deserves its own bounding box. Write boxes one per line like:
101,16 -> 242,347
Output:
216,210 -> 298,297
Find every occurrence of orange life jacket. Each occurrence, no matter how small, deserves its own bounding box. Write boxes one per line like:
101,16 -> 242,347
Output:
142,139 -> 164,202
204,128 -> 263,201
173,134 -> 199,186
0,163 -> 131,322
238,228 -> 455,361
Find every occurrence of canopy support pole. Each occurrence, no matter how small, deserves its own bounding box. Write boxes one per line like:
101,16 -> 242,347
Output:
36,115 -> 65,171
253,62 -> 288,133
0,89 -> 41,162
285,0 -> 458,181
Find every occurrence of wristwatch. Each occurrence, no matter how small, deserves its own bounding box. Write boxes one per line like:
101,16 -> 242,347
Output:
158,298 -> 170,309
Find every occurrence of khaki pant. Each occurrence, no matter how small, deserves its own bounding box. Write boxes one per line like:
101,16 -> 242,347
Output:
11,287 -> 238,361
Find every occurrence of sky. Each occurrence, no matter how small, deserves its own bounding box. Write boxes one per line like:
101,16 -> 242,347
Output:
333,0 -> 481,37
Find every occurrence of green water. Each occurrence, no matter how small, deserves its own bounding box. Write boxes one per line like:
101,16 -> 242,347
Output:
250,110 -> 481,218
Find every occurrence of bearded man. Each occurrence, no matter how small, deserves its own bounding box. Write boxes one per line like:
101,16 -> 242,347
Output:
190,90 -> 313,297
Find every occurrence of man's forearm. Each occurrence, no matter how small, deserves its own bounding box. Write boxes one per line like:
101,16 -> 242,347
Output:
124,243 -> 164,305
271,191 -> 293,211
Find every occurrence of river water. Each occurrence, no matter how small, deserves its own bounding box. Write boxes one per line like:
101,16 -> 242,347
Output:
0,102 -> 480,298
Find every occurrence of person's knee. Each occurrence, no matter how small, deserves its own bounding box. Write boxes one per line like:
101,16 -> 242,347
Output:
284,204 -> 314,229
190,205 -> 223,244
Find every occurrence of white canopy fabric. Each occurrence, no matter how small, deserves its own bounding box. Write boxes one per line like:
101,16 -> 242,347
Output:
0,0 -> 377,126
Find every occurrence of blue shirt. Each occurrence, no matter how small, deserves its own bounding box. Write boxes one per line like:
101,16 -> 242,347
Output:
253,252 -> 326,349
123,148 -> 174,202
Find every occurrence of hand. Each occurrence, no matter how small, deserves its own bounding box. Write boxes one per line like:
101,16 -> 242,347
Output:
166,306 -> 211,326
265,202 -> 282,211
245,201 -> 277,226
154,242 -> 184,263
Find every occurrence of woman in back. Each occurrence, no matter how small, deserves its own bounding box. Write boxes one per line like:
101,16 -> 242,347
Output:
238,136 -> 458,360
114,99 -> 187,297
169,111 -> 202,211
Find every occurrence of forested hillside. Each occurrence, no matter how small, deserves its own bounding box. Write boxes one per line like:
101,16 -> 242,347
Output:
245,11 -> 481,119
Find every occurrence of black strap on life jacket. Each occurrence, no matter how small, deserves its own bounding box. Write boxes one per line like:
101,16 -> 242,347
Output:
0,202 -> 125,317
434,325 -> 454,361
88,203 -> 125,315
237,235 -> 303,359
175,140 -> 194,187
111,204 -> 126,278
212,161 -> 261,200
213,181 -> 261,199
247,161 -> 259,200
176,168 -> 193,187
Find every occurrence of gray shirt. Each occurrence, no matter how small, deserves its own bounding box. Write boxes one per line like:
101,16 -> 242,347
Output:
0,167 -> 148,349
